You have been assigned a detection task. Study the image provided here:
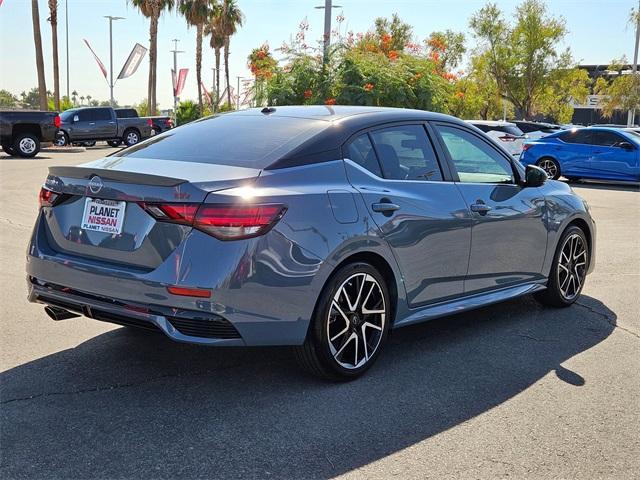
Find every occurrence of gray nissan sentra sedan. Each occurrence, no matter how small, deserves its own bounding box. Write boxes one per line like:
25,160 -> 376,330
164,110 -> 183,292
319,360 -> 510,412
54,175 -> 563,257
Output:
27,106 -> 596,380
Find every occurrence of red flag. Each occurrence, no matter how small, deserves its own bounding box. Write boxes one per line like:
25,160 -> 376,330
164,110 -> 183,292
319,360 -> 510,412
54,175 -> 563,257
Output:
174,68 -> 188,97
83,39 -> 107,79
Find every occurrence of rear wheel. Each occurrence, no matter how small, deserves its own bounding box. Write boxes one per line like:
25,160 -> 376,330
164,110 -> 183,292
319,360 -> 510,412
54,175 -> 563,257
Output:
535,226 -> 589,307
13,133 -> 40,157
123,129 -> 140,147
2,143 -> 15,155
54,132 -> 69,147
295,262 -> 391,381
536,157 -> 561,180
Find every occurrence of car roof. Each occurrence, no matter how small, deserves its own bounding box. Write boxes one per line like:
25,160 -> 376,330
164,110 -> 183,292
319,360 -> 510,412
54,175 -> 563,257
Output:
465,119 -> 517,127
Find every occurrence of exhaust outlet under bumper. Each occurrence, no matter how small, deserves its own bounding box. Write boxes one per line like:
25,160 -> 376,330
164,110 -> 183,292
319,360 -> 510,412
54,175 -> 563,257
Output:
44,305 -> 80,321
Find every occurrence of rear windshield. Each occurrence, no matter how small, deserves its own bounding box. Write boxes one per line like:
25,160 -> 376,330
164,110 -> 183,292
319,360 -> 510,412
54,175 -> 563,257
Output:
115,114 -> 328,168
116,109 -> 138,118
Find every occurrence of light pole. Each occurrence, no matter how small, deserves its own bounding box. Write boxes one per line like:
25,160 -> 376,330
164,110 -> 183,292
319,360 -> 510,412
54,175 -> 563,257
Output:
65,0 -> 69,99
170,39 -> 184,116
104,15 -> 124,106
628,0 -> 640,127
315,0 -> 342,66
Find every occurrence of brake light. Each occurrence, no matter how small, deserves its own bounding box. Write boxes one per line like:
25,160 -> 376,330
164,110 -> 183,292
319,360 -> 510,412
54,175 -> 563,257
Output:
522,144 -> 533,152
39,187 -> 60,207
53,115 -> 61,128
164,119 -> 173,127
147,118 -> 153,127
140,203 -> 287,240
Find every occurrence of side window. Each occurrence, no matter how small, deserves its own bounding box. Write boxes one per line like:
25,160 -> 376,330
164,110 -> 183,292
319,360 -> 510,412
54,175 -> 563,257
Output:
77,109 -> 92,122
435,125 -> 514,184
591,131 -> 623,147
94,109 -> 112,121
345,134 -> 383,177
370,125 -> 443,181
559,130 -> 592,145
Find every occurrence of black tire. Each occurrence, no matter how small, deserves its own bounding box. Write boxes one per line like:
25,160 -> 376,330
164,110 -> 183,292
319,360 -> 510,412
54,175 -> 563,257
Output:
2,143 -> 15,155
123,129 -> 141,147
107,140 -> 122,148
82,141 -> 96,147
536,157 -> 561,180
54,132 -> 69,147
295,262 -> 391,381
13,133 -> 40,158
566,177 -> 580,183
535,225 -> 589,308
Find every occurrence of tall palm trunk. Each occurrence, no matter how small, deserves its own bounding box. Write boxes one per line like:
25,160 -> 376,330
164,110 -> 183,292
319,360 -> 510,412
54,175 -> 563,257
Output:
31,0 -> 48,110
224,38 -> 231,107
196,23 -> 203,113
214,47 -> 221,112
49,0 -> 60,110
148,12 -> 159,115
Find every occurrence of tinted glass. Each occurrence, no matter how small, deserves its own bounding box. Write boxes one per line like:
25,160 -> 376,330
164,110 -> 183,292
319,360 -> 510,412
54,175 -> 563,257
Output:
515,122 -> 536,133
472,124 -> 491,133
370,125 -> 443,181
591,130 -> 623,146
346,134 -> 382,177
115,114 -> 329,168
77,109 -> 93,122
93,108 -> 112,121
436,125 -> 514,184
116,109 -> 138,118
560,130 -> 592,144
60,110 -> 76,121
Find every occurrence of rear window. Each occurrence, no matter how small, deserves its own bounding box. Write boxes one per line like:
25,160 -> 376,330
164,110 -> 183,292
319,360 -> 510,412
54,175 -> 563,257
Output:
116,109 -> 138,118
495,125 -> 524,137
115,114 -> 329,168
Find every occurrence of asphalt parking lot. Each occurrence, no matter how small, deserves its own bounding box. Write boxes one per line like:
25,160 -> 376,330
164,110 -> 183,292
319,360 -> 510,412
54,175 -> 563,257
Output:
1,147 -> 638,479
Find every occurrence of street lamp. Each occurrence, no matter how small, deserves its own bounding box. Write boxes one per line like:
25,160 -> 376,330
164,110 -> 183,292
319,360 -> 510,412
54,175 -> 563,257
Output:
315,0 -> 342,65
104,15 -> 125,106
170,39 -> 184,116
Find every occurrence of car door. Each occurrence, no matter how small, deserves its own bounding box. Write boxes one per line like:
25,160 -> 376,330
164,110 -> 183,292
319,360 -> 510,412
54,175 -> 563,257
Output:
93,108 -> 118,139
343,123 -> 473,307
432,123 -> 547,294
70,108 -> 94,140
555,130 -> 594,177
589,130 -> 639,181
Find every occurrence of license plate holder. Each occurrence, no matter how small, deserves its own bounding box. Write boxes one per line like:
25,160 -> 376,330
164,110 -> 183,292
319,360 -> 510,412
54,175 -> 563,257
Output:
81,198 -> 126,234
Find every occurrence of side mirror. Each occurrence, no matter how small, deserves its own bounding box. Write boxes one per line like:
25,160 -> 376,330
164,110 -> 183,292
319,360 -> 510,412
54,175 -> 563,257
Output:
616,141 -> 635,151
73,115 -> 79,123
525,164 -> 547,187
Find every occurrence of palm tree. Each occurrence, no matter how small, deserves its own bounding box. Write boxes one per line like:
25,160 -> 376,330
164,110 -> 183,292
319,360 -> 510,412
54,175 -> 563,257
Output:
86,95 -> 92,104
218,0 -> 244,107
71,90 -> 78,106
205,5 -> 224,112
80,96 -> 85,105
130,0 -> 175,115
47,0 -> 60,111
31,0 -> 48,110
179,0 -> 214,114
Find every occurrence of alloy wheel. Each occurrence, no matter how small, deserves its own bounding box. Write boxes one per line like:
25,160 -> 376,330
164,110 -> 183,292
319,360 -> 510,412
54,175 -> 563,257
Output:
557,233 -> 587,301
126,132 -> 139,145
327,272 -> 386,369
538,159 -> 558,179
19,137 -> 37,154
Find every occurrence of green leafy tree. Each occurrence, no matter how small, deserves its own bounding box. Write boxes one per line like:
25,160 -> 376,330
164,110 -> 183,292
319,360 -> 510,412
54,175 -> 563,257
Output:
176,99 -> 200,124
469,0 -> 588,119
180,0 -> 215,114
594,57 -> 640,120
374,14 -> 413,52
426,30 -> 466,72
218,0 -> 244,106
129,0 -> 175,115
133,98 -> 157,116
21,88 -> 42,109
0,90 -> 18,108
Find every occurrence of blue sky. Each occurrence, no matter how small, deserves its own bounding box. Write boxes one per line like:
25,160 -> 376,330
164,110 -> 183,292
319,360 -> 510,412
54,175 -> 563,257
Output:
0,0 -> 637,108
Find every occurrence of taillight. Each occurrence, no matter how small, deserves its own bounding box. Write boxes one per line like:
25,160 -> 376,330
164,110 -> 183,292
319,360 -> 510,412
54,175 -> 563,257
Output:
53,115 -> 61,128
164,119 -> 173,127
140,203 -> 287,240
39,187 -> 60,207
147,118 -> 153,127
522,144 -> 533,152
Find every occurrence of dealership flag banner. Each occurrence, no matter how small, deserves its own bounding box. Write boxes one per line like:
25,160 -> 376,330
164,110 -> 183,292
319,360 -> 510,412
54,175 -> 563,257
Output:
117,43 -> 147,80
201,82 -> 212,104
172,68 -> 189,97
83,39 -> 107,79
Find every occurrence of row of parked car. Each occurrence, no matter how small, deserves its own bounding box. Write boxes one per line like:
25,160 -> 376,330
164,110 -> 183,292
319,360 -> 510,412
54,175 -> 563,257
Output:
0,106 -> 173,157
466,119 -> 640,183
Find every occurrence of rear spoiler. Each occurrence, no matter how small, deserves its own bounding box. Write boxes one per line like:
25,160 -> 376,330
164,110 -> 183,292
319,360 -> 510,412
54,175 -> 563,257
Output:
48,166 -> 187,187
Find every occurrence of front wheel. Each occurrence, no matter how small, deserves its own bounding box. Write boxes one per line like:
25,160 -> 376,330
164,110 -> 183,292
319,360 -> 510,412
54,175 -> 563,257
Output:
295,262 -> 391,381
123,129 -> 140,147
13,133 -> 40,157
536,157 -> 561,180
535,226 -> 589,307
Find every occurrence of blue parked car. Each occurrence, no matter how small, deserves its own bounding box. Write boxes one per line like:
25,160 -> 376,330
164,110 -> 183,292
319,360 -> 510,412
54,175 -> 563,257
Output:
520,127 -> 640,182
27,106 -> 596,380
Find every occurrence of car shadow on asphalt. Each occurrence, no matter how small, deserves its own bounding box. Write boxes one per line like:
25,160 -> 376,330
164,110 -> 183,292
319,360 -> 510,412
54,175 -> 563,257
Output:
0,294 -> 616,479
566,179 -> 640,192
0,154 -> 52,160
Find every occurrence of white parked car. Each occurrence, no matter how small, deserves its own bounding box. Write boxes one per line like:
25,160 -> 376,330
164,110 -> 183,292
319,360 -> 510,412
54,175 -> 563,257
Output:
512,120 -> 563,141
466,120 -> 526,157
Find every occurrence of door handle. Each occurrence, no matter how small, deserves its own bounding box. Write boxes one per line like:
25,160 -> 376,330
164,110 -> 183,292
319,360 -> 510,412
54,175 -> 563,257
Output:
372,200 -> 400,216
89,122 -> 95,125
108,121 -> 116,124
470,202 -> 492,215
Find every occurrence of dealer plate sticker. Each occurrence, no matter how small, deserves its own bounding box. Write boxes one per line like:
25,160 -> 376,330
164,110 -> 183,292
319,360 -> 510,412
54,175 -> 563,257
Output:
81,198 -> 126,234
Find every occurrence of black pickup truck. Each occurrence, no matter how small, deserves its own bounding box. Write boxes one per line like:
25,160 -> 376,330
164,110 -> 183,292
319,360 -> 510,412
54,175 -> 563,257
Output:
55,107 -> 154,148
0,110 -> 60,157
115,108 -> 174,135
